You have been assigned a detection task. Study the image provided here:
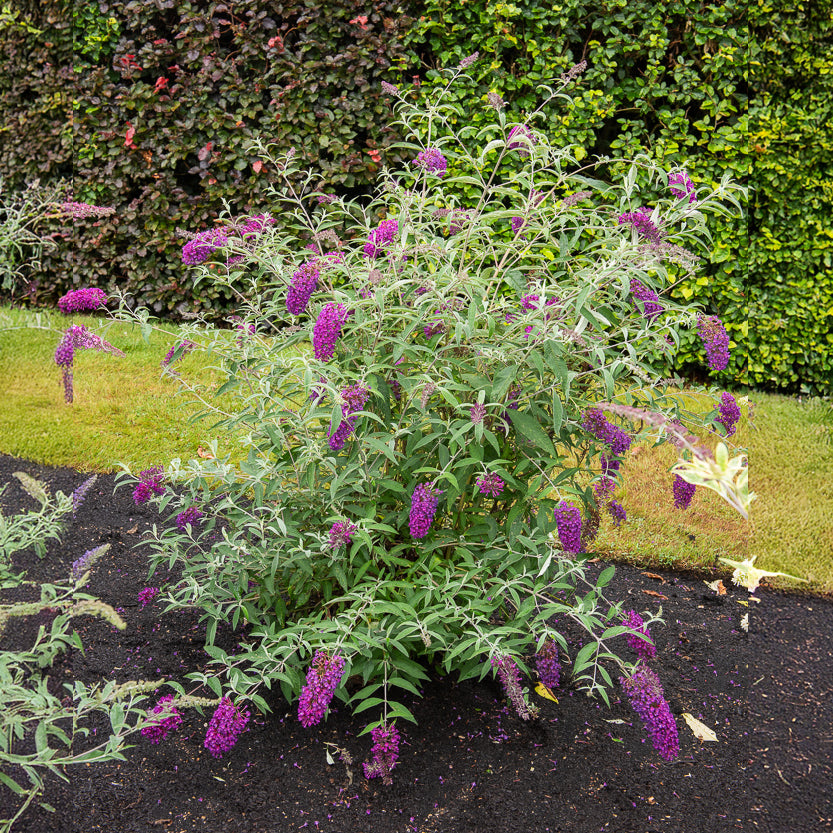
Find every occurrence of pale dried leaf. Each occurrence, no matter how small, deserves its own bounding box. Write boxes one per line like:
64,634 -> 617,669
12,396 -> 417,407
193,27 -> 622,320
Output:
682,713 -> 718,742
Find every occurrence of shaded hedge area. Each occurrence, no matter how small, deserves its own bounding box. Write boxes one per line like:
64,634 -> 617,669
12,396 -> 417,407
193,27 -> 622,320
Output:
0,0 -> 413,317
0,0 -> 830,391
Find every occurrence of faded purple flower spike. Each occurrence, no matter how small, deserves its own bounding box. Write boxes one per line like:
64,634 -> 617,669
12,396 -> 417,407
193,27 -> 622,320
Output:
470,402 -> 487,424
138,587 -> 160,608
618,209 -> 663,244
669,171 -> 697,204
696,314 -> 730,372
622,610 -> 657,660
413,148 -> 447,177
380,81 -> 399,96
409,483 -> 442,539
535,638 -> 561,690
161,340 -> 195,368
313,302 -> 349,361
363,722 -> 400,784
71,475 -> 97,516
487,91 -> 505,110
554,501 -> 583,553
476,473 -> 505,497
70,544 -> 108,582
58,201 -> 115,219
176,506 -> 203,532
142,695 -> 183,744
57,287 -> 108,314
298,650 -> 346,727
491,655 -> 533,720
458,51 -> 479,69
672,474 -> 696,509
716,392 -> 741,436
620,666 -> 679,761
204,697 -> 250,758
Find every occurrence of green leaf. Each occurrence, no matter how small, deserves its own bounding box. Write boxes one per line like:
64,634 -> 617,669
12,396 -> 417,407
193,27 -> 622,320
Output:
508,410 -> 556,456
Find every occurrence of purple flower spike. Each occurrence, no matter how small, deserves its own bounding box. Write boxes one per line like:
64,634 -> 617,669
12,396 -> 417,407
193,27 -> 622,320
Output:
133,466 -> 165,505
622,610 -> 657,660
672,474 -> 696,510
409,483 -> 442,539
554,501 -> 583,553
312,302 -> 349,362
607,499 -> 627,527
697,314 -> 730,372
57,287 -> 108,314
286,259 -> 320,316
491,655 -> 533,720
618,209 -> 663,244
507,124 -> 535,157
363,219 -> 398,259
298,650 -> 346,727
176,506 -> 203,532
535,638 -> 561,690
328,521 -> 357,549
328,384 -> 370,450
142,696 -> 183,744
182,228 -> 228,265
413,147 -> 447,177
716,392 -> 741,436
629,279 -> 665,321
669,171 -> 697,204
476,473 -> 505,497
363,722 -> 400,784
620,666 -> 679,761
204,697 -> 250,758
470,402 -> 487,424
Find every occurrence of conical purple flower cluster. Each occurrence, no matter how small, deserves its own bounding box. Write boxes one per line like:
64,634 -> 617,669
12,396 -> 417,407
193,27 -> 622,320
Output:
669,171 -> 697,204
716,392 -> 741,436
204,697 -> 250,758
286,259 -> 320,315
182,228 -> 228,265
328,521 -> 357,549
363,722 -> 400,784
697,314 -> 730,371
413,147 -> 447,176
176,506 -> 203,531
629,279 -> 665,321
313,302 -> 349,361
138,586 -> 160,608
618,209 -> 663,244
363,219 -> 398,259
57,287 -> 108,314
622,610 -> 657,659
54,325 -> 125,403
141,695 -> 183,744
161,339 -> 195,369
328,384 -> 370,450
133,466 -> 165,505
507,124 -> 535,156
298,650 -> 346,727
554,501 -> 583,553
409,483 -> 442,539
535,638 -> 561,690
672,474 -> 696,509
582,408 -> 632,475
476,473 -> 505,497
620,666 -> 679,761
491,654 -> 533,719
71,475 -> 97,516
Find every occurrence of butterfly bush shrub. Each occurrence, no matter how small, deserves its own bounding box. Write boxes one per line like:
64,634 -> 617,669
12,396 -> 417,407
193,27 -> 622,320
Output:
120,64 -> 745,775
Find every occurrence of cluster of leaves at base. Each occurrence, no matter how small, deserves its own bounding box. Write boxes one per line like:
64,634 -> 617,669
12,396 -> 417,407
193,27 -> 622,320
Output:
0,474 -> 162,832
0,0 -> 415,319
122,71 -> 742,745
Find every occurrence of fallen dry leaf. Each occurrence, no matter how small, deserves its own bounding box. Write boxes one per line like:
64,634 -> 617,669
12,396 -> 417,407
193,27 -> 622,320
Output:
682,713 -> 718,742
534,683 -> 558,703
642,589 -> 668,600
126,525 -> 138,534
641,571 -> 665,582
704,579 -> 727,596
197,446 -> 214,459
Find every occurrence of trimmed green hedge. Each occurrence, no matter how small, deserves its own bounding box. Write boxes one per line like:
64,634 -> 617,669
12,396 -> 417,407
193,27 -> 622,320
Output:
1,0 -> 831,391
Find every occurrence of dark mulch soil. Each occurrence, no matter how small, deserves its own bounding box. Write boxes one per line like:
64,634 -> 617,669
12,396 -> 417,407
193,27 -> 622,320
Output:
1,454 -> 831,833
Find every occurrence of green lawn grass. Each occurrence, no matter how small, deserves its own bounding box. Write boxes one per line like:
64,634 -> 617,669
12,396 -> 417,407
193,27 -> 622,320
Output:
2,306 -> 830,594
